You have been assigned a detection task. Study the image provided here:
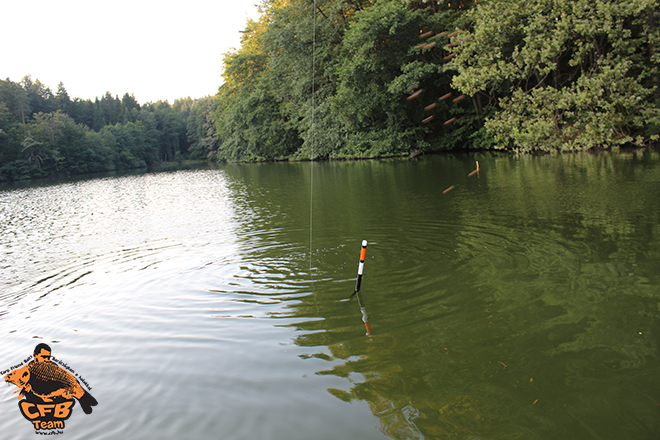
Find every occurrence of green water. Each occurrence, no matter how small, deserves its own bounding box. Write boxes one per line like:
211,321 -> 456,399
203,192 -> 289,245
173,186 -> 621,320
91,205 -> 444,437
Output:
1,151 -> 659,439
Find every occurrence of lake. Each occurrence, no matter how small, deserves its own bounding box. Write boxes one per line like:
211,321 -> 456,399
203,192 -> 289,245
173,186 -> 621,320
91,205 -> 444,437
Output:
1,151 -> 659,439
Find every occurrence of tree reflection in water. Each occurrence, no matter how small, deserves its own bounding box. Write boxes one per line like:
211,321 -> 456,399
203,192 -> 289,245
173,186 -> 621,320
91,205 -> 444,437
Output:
291,151 -> 660,440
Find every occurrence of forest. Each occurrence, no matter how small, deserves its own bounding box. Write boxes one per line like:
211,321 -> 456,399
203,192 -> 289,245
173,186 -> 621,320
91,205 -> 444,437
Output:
0,77 -> 218,182
216,0 -> 660,161
1,0 -> 659,180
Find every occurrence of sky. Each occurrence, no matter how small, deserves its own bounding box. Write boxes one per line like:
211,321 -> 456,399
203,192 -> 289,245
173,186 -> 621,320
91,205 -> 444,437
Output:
1,0 -> 262,104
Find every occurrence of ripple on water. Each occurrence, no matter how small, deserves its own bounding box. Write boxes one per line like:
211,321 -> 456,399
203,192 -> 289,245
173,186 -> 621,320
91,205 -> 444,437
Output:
2,157 -> 660,440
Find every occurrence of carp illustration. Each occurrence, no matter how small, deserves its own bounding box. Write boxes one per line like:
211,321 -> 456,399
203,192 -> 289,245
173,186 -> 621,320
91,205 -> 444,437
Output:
4,343 -> 98,414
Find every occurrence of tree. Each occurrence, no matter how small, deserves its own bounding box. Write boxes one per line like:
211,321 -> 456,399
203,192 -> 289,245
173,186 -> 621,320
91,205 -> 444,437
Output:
120,93 -> 140,123
330,0 -> 464,156
0,76 -> 212,181
0,78 -> 30,132
187,96 -> 220,159
155,105 -> 184,162
55,82 -> 72,114
450,0 -> 660,150
215,10 -> 303,161
214,0 -> 482,160
21,75 -> 54,116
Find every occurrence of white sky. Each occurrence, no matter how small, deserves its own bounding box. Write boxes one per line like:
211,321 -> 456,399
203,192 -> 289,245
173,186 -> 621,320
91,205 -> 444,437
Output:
1,0 -> 261,104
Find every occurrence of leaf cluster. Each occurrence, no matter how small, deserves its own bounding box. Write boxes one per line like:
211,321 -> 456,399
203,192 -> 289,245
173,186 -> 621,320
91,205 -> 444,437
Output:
451,0 -> 660,151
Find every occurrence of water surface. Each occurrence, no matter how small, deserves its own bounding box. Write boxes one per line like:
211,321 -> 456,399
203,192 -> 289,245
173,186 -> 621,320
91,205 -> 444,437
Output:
1,152 -> 659,439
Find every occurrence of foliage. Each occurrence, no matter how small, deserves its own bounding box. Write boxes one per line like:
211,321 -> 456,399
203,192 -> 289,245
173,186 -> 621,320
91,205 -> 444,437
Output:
187,96 -> 221,160
450,0 -> 660,151
212,0 -> 659,160
333,1 -> 488,155
215,0 -> 475,161
4,0 -> 658,173
214,12 -> 304,161
0,77 -> 217,181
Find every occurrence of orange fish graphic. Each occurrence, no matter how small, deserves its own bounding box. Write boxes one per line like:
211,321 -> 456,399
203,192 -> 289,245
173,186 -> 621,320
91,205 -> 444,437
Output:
4,343 -> 98,414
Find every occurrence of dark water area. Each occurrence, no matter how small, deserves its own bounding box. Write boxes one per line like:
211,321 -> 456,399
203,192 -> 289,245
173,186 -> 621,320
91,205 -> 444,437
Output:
1,152 -> 659,439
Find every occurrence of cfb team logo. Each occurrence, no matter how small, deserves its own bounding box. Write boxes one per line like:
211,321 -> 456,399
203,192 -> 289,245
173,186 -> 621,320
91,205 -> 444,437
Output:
3,343 -> 98,435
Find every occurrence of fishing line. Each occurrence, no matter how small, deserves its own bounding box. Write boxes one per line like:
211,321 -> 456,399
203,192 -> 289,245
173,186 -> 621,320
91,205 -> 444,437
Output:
309,0 -> 316,272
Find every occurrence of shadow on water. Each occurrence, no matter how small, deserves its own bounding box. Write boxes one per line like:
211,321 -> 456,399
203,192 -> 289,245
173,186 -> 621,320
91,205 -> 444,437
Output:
224,151 -> 660,440
0,160 -> 219,193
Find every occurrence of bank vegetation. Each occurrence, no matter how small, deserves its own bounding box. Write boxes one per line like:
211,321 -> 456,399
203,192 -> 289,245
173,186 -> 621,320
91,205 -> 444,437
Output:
215,0 -> 660,161
1,0 -> 659,180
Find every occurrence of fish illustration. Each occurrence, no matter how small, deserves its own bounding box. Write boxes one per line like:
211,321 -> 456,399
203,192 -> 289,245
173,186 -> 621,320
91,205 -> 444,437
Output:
4,365 -> 32,399
4,344 -> 98,414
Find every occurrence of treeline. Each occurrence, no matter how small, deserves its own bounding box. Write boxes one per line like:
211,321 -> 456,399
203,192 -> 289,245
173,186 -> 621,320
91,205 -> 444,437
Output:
0,76 -> 219,181
3,0 -> 658,177
214,0 -> 660,161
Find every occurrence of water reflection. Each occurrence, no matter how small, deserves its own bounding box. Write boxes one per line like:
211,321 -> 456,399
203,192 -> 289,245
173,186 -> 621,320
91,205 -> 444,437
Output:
1,153 -> 659,440
266,152 -> 660,440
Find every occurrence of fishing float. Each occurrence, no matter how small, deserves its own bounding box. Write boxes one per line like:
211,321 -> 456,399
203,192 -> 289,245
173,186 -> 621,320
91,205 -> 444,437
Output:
342,241 -> 372,335
349,240 -> 368,299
